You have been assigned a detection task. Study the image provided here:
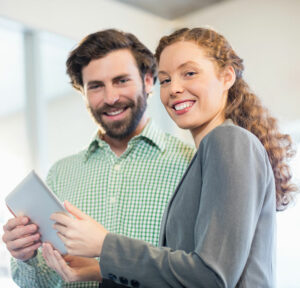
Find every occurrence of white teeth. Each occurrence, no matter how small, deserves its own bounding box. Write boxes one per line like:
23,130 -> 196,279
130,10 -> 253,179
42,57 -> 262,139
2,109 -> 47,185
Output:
174,102 -> 194,111
106,109 -> 124,116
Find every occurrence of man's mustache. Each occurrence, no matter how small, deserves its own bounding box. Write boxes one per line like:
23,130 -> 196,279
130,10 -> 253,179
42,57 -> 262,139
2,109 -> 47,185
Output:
94,101 -> 134,114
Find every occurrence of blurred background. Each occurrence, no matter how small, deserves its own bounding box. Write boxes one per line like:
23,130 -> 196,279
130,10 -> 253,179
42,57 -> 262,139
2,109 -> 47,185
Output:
0,0 -> 299,287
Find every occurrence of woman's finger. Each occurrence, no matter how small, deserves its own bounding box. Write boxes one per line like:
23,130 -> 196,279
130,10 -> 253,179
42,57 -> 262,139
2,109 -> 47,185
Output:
64,201 -> 87,220
42,243 -> 56,270
53,223 -> 69,237
43,243 -> 69,281
56,232 -> 72,252
53,250 -> 76,281
48,246 -> 69,281
50,212 -> 71,226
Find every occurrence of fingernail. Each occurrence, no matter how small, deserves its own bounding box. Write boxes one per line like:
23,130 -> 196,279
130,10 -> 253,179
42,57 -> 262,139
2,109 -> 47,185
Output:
22,217 -> 27,224
30,225 -> 37,231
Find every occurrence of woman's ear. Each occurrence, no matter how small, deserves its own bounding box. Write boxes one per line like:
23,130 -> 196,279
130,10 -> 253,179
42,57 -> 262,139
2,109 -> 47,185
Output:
222,66 -> 236,90
143,73 -> 154,95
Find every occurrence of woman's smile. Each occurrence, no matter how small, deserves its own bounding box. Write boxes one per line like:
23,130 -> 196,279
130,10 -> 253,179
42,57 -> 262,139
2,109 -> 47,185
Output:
172,100 -> 195,115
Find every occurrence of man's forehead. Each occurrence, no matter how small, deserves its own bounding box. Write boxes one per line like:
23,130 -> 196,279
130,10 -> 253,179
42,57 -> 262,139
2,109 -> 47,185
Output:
97,49 -> 136,66
82,49 -> 139,82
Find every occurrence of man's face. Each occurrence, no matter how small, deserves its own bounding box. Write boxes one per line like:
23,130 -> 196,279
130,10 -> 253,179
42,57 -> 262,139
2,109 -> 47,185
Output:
82,49 -> 152,139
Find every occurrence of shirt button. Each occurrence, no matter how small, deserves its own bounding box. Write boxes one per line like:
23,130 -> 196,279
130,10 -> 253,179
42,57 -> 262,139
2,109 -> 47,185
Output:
114,164 -> 121,171
108,273 -> 117,281
131,279 -> 140,287
110,196 -> 117,204
119,276 -> 128,285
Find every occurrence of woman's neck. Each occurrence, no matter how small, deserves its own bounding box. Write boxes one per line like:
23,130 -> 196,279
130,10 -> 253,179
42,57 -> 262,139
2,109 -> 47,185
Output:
191,114 -> 226,149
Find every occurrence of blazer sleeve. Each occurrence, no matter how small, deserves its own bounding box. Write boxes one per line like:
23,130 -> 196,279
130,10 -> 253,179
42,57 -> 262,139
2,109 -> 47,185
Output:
99,126 -> 273,288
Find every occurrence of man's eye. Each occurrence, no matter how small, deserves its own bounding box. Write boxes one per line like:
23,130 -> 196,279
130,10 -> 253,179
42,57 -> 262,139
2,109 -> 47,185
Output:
118,78 -> 129,84
89,84 -> 101,90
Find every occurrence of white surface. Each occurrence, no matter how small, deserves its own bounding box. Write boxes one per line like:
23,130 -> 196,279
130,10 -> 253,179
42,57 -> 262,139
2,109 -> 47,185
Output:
0,278 -> 18,287
0,0 -> 175,50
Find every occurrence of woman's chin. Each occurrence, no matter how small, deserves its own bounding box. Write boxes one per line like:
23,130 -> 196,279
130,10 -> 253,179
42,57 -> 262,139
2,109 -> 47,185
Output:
175,122 -> 193,130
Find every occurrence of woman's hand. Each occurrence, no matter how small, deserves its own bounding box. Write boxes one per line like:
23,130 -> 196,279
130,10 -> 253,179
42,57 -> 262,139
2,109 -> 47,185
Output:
51,201 -> 108,257
42,243 -> 102,283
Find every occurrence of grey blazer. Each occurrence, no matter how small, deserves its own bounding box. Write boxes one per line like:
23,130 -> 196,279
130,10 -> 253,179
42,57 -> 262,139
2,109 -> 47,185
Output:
100,120 -> 276,288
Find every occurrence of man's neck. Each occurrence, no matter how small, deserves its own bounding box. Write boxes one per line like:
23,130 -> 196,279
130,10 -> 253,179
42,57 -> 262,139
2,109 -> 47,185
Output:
102,114 -> 149,157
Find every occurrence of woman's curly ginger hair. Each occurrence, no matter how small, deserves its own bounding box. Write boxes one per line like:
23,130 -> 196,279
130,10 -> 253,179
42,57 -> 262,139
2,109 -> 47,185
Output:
155,28 -> 298,211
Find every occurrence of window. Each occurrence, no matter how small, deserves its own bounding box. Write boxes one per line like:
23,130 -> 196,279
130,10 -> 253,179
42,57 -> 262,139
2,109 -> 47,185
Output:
277,127 -> 300,288
0,17 -> 27,288
0,17 -> 76,286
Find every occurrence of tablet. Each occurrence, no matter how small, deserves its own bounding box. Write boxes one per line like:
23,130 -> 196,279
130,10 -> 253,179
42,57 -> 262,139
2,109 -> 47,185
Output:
5,170 -> 67,254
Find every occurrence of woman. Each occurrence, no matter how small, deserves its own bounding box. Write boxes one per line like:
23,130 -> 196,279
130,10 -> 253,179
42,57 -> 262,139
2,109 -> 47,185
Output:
43,28 -> 297,287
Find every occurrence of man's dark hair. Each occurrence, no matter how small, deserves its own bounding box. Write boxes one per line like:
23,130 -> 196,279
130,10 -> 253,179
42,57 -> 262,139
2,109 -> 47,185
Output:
66,29 -> 157,91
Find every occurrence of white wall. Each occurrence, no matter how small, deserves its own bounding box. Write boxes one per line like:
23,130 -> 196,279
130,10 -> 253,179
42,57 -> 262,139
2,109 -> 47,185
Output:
47,92 -> 97,167
179,0 -> 300,123
0,0 -> 176,50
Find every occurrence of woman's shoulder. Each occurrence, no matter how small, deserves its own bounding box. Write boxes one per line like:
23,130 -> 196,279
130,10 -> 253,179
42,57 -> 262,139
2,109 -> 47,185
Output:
200,120 -> 267,159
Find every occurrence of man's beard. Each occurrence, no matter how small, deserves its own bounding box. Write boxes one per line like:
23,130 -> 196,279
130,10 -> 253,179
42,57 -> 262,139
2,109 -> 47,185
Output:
89,92 -> 147,140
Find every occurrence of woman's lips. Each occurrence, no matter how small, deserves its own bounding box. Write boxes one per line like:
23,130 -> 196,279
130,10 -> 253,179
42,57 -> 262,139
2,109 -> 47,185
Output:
172,100 -> 195,115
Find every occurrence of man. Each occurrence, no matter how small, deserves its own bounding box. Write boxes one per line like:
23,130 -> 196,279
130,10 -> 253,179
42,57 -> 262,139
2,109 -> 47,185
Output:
2,29 -> 195,287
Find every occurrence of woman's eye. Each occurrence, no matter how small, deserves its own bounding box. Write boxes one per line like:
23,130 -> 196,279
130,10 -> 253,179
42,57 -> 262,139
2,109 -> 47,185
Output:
185,71 -> 196,77
159,79 -> 170,85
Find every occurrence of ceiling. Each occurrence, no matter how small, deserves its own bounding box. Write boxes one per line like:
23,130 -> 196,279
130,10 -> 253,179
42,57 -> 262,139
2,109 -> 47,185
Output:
113,0 -> 226,20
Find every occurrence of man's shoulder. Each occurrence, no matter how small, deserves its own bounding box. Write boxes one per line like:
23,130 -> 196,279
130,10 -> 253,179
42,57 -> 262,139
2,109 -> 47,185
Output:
162,132 -> 195,158
48,149 -> 87,174
144,120 -> 195,157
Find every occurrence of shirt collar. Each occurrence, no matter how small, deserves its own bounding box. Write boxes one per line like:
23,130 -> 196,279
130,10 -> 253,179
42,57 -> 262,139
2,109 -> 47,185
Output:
85,119 -> 166,160
132,119 -> 166,152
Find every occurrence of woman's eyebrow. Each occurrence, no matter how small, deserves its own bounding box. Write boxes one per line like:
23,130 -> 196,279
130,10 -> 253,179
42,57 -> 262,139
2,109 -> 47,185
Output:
158,61 -> 199,75
178,61 -> 199,69
158,71 -> 169,76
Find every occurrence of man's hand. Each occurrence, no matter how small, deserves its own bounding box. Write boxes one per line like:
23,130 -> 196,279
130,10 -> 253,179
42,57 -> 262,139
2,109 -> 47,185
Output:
42,243 -> 102,283
2,216 -> 41,261
51,201 -> 108,258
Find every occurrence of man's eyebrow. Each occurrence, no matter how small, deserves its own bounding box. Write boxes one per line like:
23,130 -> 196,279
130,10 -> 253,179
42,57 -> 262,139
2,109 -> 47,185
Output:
86,74 -> 130,87
158,61 -> 199,75
87,80 -> 103,87
112,74 -> 130,81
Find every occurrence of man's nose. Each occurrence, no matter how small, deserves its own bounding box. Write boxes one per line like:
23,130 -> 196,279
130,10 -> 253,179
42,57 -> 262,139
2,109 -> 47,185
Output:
104,87 -> 120,105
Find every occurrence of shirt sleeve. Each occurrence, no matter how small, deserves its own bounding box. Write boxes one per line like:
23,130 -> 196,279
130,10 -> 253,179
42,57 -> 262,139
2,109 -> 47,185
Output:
11,250 -> 63,288
10,165 -> 63,288
99,126 -> 272,288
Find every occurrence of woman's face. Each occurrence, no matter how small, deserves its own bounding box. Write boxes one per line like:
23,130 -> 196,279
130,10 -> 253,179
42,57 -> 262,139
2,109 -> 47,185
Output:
158,41 -> 234,138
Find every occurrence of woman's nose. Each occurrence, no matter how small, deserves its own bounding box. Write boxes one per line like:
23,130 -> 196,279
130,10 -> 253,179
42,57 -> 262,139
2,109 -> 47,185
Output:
169,79 -> 184,97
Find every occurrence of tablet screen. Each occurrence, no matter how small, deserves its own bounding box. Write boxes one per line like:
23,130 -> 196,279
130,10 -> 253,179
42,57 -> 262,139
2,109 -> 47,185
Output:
5,170 -> 67,254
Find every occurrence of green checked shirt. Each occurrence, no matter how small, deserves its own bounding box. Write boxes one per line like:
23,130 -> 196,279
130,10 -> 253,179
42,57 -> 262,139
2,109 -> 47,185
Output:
11,120 -> 195,288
